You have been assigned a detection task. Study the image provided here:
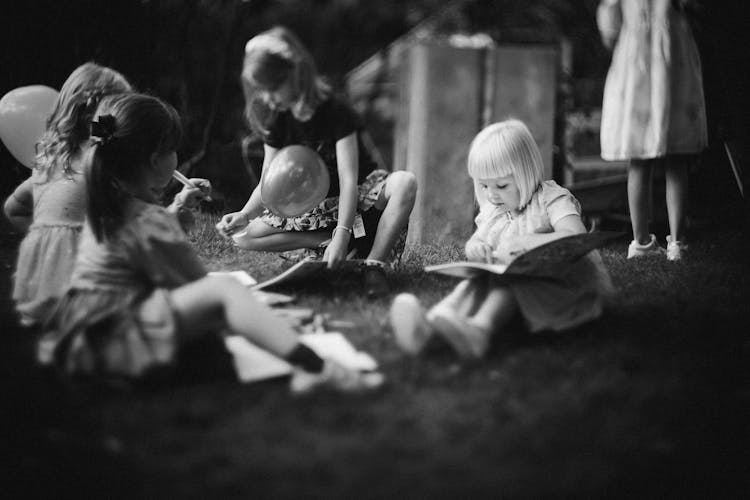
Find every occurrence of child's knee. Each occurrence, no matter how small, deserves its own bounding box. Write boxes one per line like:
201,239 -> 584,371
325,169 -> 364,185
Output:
389,171 -> 418,204
231,222 -> 269,250
232,230 -> 260,250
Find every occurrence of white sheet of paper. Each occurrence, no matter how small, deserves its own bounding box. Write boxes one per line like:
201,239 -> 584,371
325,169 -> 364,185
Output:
224,332 -> 378,384
224,336 -> 292,382
208,270 -> 257,286
252,290 -> 295,306
300,332 -> 379,372
208,272 -> 294,304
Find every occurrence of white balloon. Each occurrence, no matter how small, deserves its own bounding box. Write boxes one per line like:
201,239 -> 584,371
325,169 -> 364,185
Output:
0,85 -> 58,168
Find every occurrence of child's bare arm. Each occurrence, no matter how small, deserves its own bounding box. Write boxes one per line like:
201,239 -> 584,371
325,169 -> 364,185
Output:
494,214 -> 586,261
240,144 -> 278,220
324,133 -> 358,269
3,178 -> 34,233
216,144 -> 278,238
596,0 -> 622,50
166,178 -> 212,231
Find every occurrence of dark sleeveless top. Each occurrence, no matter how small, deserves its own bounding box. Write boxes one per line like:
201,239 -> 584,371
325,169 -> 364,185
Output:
264,95 -> 378,198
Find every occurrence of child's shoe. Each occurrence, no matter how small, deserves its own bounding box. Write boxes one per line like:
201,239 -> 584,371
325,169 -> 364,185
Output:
389,293 -> 434,355
429,309 -> 490,359
363,260 -> 389,298
666,235 -> 688,261
289,358 -> 384,395
626,234 -> 665,259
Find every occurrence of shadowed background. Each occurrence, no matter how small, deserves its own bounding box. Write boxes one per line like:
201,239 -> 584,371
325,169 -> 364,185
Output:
1,1 -> 749,498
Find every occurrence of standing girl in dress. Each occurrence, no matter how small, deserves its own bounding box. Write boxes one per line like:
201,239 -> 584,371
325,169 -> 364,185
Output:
42,92 -> 383,394
3,62 -> 133,326
217,26 -> 417,297
390,120 -> 614,358
598,0 -> 707,260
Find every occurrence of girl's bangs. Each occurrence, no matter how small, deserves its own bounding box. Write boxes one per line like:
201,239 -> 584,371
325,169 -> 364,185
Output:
468,135 -> 519,180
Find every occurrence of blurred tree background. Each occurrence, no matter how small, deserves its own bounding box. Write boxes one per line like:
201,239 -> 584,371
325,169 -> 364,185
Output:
0,0 -> 607,208
1,0 -> 746,210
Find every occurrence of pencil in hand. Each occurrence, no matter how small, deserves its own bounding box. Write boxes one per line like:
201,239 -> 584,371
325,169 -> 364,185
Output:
172,170 -> 212,202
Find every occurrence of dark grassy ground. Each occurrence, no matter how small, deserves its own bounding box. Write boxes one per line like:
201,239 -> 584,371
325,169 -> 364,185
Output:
2,193 -> 749,499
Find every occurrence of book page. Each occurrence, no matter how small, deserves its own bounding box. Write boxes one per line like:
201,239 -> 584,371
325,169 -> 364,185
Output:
426,231 -> 622,281
252,259 -> 366,290
424,261 -> 508,279
252,259 -> 328,290
208,270 -> 257,286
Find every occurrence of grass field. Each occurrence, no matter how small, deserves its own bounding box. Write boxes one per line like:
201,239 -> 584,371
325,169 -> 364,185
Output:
2,202 -> 749,499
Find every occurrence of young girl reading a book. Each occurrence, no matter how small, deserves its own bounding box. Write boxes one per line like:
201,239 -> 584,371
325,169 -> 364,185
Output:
390,120 -> 614,358
41,92 -> 383,394
216,26 -> 417,297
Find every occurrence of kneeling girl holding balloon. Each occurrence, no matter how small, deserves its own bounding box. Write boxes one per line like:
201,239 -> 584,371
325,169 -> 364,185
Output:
217,26 -> 417,297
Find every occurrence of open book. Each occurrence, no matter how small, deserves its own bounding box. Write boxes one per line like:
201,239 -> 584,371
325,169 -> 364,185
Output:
425,231 -> 622,282
224,332 -> 379,383
253,258 -> 366,290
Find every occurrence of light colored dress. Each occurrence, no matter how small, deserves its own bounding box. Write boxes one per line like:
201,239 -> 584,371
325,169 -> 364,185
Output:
12,168 -> 87,326
598,0 -> 707,160
40,199 -> 207,377
469,180 -> 614,332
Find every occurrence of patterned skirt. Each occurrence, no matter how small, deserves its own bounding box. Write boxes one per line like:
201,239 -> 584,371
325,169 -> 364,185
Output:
259,169 -> 406,262
259,169 -> 388,231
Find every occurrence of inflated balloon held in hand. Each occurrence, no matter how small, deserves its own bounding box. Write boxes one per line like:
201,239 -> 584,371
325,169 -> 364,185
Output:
0,85 -> 58,168
260,145 -> 330,217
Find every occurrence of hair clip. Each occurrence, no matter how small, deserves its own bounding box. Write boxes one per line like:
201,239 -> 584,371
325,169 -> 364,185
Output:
90,114 -> 116,145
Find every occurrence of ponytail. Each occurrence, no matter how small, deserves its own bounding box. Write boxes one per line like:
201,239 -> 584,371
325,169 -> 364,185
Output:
84,141 -> 126,242
84,93 -> 183,242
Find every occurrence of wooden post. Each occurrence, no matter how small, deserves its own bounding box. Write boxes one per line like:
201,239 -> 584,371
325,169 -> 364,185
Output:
395,43 -> 483,246
395,42 -> 558,246
489,45 -> 558,180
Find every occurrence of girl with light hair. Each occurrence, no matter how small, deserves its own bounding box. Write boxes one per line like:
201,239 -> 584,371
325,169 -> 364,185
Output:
3,62 -> 133,327
390,120 -> 614,359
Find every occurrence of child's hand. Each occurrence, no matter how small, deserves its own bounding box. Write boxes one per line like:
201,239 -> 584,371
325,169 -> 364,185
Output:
493,237 -> 527,264
323,231 -> 350,269
175,178 -> 212,209
216,211 -> 249,238
465,239 -> 493,263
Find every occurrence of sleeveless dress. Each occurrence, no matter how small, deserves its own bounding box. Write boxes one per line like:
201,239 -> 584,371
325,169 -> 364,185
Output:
598,0 -> 707,160
12,168 -> 86,326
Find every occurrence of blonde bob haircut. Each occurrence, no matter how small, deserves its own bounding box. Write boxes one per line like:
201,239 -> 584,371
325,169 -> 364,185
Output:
241,26 -> 330,136
467,119 -> 544,211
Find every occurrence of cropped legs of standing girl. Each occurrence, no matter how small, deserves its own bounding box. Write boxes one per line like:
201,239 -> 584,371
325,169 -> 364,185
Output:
598,0 -> 708,260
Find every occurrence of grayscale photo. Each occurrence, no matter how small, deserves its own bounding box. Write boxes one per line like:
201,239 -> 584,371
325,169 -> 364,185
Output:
1,0 -> 747,498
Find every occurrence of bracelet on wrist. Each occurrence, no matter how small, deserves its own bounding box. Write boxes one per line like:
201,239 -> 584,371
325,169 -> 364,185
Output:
332,225 -> 353,238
